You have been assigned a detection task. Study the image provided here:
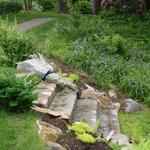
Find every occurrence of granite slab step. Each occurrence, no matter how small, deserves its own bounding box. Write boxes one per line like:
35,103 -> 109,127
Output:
32,83 -> 56,108
49,88 -> 77,120
73,99 -> 97,127
97,102 -> 121,138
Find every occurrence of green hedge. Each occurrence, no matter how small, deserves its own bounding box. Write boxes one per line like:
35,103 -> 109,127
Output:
0,0 -> 23,15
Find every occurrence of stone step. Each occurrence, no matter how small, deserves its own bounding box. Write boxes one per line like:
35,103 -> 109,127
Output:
49,88 -> 77,120
97,102 -> 121,138
73,99 -> 97,127
32,83 -> 56,108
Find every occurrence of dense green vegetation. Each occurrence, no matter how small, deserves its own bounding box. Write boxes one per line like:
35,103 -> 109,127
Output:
38,14 -> 150,106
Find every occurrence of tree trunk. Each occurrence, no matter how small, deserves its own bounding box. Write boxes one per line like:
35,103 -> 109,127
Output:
24,0 -> 32,11
57,0 -> 67,13
91,0 -> 101,15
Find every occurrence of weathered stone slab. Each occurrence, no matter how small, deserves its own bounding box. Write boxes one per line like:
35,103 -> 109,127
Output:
73,99 -> 97,127
49,89 -> 77,120
17,55 -> 54,76
46,141 -> 65,150
16,72 -> 35,78
97,102 -> 121,138
36,120 -> 63,142
32,83 -> 56,108
46,73 -> 78,91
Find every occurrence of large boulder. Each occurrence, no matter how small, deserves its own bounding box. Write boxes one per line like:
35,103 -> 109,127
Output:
47,141 -> 65,150
46,73 -> 78,91
17,54 -> 54,76
121,99 -> 140,113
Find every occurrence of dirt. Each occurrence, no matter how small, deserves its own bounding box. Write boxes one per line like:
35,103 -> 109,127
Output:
43,116 -> 112,150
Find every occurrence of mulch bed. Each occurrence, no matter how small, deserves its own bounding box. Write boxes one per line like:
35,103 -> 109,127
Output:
43,116 -> 112,150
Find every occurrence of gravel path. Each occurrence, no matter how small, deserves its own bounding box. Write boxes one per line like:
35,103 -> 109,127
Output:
18,18 -> 55,31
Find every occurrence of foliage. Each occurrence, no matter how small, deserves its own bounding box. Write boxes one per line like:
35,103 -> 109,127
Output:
76,133 -> 96,144
0,46 -> 8,66
67,73 -> 79,82
0,69 -> 39,112
36,0 -> 55,11
68,121 -> 98,144
0,0 -> 22,15
71,0 -> 92,14
68,122 -> 93,134
0,20 -> 37,66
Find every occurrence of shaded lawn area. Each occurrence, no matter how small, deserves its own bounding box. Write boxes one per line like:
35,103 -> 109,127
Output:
0,110 -> 45,150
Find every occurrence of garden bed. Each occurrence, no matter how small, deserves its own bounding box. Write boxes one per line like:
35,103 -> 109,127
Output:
43,116 -> 112,150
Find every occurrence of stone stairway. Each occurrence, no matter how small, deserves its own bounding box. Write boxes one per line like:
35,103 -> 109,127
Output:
16,54 -> 132,150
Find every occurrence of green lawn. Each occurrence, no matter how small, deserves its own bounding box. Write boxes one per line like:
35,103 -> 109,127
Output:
0,110 -> 45,150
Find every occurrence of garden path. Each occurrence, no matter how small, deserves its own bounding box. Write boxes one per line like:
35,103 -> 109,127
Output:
18,18 -> 55,31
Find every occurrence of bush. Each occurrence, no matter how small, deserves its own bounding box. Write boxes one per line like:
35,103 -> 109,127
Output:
72,0 -> 92,14
0,20 -> 37,67
36,0 -> 55,11
0,0 -> 22,15
0,68 -> 40,112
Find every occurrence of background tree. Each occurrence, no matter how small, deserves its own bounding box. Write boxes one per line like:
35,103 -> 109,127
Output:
24,0 -> 32,11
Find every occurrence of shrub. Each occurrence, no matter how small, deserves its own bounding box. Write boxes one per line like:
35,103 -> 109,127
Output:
0,69 -> 39,112
36,0 -> 55,11
0,20 -> 37,66
72,0 -> 92,14
0,0 -> 22,15
0,46 -> 8,66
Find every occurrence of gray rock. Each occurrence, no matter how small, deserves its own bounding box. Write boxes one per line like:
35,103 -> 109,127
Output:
17,55 -> 54,76
108,90 -> 117,99
46,73 -> 78,91
121,99 -> 140,113
49,88 -> 77,120
32,83 -> 56,108
97,102 -> 121,138
46,141 -> 64,150
73,99 -> 97,127
36,120 -> 63,143
111,134 -> 132,150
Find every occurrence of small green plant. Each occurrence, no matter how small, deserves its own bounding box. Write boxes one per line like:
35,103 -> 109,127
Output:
68,122 -> 93,134
0,69 -> 39,112
76,133 -> 96,144
67,73 -> 79,82
68,121 -> 100,144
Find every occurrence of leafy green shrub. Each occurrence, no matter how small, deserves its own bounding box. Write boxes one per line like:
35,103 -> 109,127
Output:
0,20 -> 37,66
0,69 -> 39,112
0,46 -> 8,66
72,0 -> 92,14
36,0 -> 55,11
0,0 -> 22,15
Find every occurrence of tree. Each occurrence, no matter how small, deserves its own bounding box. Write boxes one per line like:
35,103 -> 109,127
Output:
24,0 -> 32,11
57,0 -> 68,13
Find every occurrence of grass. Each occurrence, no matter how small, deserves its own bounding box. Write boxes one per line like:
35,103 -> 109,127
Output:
0,110 -> 45,150
119,107 -> 150,142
